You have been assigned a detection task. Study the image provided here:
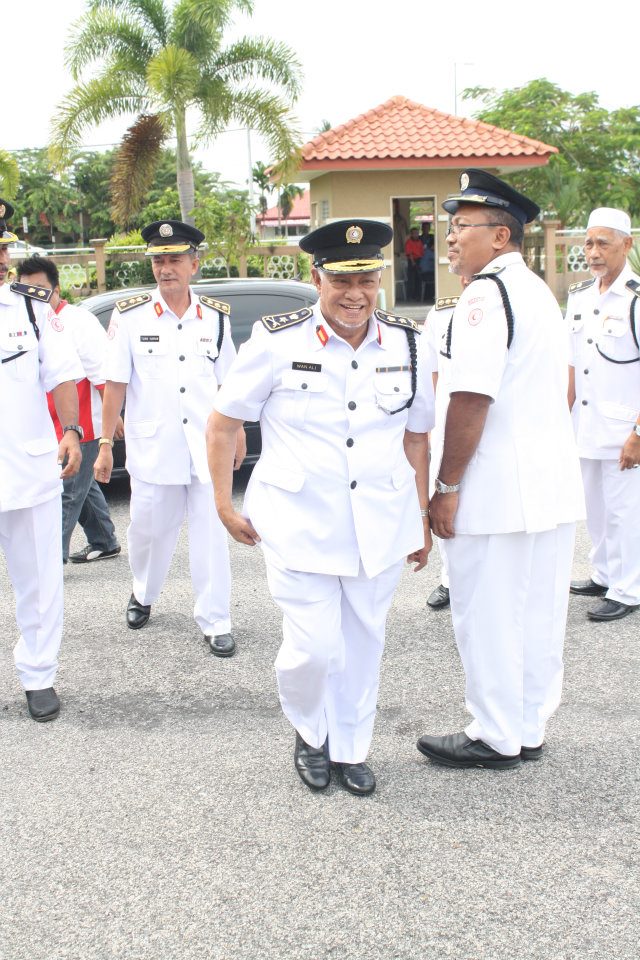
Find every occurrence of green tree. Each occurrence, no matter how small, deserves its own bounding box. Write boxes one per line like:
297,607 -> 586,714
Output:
195,189 -> 253,276
50,0 -> 303,227
252,159 -> 274,215
0,150 -> 20,198
465,79 -> 640,225
276,183 -> 304,236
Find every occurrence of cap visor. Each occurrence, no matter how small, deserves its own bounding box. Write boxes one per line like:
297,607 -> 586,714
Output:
145,243 -> 194,256
0,230 -> 19,244
320,259 -> 385,274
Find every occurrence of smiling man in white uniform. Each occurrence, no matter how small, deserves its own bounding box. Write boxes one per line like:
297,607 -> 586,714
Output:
418,170 -> 585,770
208,220 -> 434,795
94,220 -> 243,657
567,207 -> 640,621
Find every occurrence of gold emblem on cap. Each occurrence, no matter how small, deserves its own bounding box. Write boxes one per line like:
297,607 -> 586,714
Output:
0,204 -> 5,217
460,173 -> 469,191
159,223 -> 173,237
346,225 -> 363,244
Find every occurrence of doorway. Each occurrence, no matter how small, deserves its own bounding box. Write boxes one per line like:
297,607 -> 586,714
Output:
392,196 -> 436,313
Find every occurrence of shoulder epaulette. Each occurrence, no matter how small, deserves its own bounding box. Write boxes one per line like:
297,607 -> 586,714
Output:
625,279 -> 640,298
261,307 -> 313,332
568,277 -> 595,294
200,295 -> 230,315
115,293 -> 152,313
10,281 -> 52,303
474,265 -> 505,278
374,308 -> 420,333
435,296 -> 460,310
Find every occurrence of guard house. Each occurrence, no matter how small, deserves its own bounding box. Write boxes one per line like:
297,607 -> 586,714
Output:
296,96 -> 557,309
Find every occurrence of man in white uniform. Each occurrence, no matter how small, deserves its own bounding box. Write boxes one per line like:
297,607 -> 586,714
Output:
94,220 -> 244,657
208,220 -> 434,795
418,171 -> 585,769
567,207 -> 640,621
0,200 -> 83,721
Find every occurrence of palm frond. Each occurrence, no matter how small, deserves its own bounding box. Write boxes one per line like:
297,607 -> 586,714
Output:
198,87 -> 301,164
110,113 -> 166,226
171,0 -> 253,54
146,45 -> 200,108
211,37 -> 302,98
0,149 -> 20,196
86,0 -> 170,44
65,8 -> 159,79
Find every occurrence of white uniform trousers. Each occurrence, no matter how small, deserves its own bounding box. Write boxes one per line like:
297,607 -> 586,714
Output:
446,524 -> 576,756
436,536 -> 450,589
127,476 -> 231,635
580,458 -> 640,607
265,558 -> 404,763
0,497 -> 63,690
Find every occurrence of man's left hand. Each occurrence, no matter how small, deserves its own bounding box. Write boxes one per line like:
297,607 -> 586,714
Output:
619,433 -> 640,470
234,426 -> 247,471
407,522 -> 433,572
57,433 -> 82,478
428,491 -> 459,539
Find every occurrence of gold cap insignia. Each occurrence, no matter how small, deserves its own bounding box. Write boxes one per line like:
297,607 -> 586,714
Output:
460,173 -> 469,191
0,204 -> 5,217
159,223 -> 173,237
346,225 -> 363,244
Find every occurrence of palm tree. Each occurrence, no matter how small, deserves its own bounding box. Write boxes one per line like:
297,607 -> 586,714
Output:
252,160 -> 273,216
277,183 -> 304,237
50,0 -> 302,227
0,150 -> 19,198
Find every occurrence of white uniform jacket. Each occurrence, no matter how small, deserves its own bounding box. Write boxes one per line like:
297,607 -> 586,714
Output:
104,288 -> 236,484
0,284 -> 83,511
567,264 -> 640,459
215,303 -> 435,579
447,252 -> 585,535
57,301 -> 108,439
423,298 -> 457,493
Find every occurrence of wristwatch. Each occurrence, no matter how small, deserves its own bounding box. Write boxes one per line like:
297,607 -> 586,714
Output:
435,477 -> 461,494
634,424 -> 640,438
63,424 -> 84,440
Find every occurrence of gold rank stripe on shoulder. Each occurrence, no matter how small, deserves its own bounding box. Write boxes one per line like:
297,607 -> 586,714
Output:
200,295 -> 230,315
568,277 -> 596,294
476,265 -> 505,277
435,296 -> 460,310
374,308 -> 420,333
261,307 -> 313,332
625,279 -> 640,298
10,281 -> 53,303
115,293 -> 152,313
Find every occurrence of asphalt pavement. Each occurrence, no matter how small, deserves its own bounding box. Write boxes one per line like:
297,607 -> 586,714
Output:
1,471 -> 638,960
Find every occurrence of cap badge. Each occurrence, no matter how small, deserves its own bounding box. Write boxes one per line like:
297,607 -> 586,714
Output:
159,223 -> 173,237
346,225 -> 363,244
0,204 -> 5,217
460,173 -> 469,191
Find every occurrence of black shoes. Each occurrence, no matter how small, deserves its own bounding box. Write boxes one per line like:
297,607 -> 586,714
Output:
206,633 -> 236,657
25,687 -> 60,722
521,744 -> 544,761
587,598 -> 636,621
294,733 -> 330,790
126,594 -> 151,629
69,544 -> 121,563
417,731 -> 521,769
427,584 -> 450,609
570,578 -> 607,597
332,761 -> 376,795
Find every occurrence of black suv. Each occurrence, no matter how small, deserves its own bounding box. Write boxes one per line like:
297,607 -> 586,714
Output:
83,278 -> 319,477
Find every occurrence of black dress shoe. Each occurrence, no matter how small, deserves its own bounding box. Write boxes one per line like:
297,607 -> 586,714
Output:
570,578 -> 607,597
427,584 -> 450,609
25,687 -> 60,722
417,731 -> 521,769
332,761 -> 376,795
126,594 -> 151,630
521,743 -> 544,761
294,733 -> 330,790
587,598 -> 636,621
206,633 -> 236,657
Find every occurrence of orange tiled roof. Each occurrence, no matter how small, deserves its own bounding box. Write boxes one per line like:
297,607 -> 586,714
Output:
256,190 -> 310,223
300,96 -> 557,169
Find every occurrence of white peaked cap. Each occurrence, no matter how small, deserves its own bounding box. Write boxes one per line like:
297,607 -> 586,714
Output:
587,207 -> 631,235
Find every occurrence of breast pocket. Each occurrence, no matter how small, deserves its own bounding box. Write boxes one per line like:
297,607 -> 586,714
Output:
132,337 -> 169,379
597,317 -> 637,363
0,329 -> 39,382
279,369 -> 328,426
193,337 -> 219,377
373,371 -> 413,414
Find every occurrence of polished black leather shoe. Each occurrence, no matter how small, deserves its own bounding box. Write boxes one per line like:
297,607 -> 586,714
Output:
587,598 -> 636,621
570,578 -> 607,597
294,733 -> 330,790
417,731 -> 521,769
126,594 -> 151,630
427,584 -> 450,609
206,633 -> 236,657
521,743 -> 544,761
332,761 -> 376,795
25,687 -> 60,722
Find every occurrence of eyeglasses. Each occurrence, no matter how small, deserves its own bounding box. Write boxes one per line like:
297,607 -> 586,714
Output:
446,222 -> 503,237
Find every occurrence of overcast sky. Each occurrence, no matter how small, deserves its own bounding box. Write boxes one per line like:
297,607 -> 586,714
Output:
4,0 -> 638,192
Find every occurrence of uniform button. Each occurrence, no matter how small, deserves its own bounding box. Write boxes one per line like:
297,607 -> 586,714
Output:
348,401 -> 356,410
179,355 -> 185,361
301,382 -> 308,390
148,348 -> 153,353
183,418 -> 188,424
587,338 -> 593,344
350,480 -> 357,489
594,309 -> 600,315
18,345 -> 23,350
180,387 -> 186,393
582,400 -> 588,406
394,386 -> 400,392
351,360 -> 358,369
346,438 -> 354,447
178,323 -> 182,330
584,369 -> 589,375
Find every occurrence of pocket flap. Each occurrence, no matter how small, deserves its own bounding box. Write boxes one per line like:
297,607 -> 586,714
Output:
374,372 -> 412,397
600,317 -> 627,338
254,459 -> 305,492
127,419 -> 159,439
24,437 -> 58,456
281,370 -> 327,393
599,401 -> 637,422
132,337 -> 168,356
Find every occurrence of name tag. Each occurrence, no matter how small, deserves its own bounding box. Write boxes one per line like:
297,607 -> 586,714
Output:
140,335 -> 160,342
292,361 -> 322,372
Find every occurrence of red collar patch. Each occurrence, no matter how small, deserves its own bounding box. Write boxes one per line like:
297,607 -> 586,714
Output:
316,324 -> 329,346
154,301 -> 163,317
196,303 -> 202,320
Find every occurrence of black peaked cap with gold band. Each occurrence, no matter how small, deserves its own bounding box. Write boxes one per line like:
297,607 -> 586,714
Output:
0,198 -> 18,245
299,219 -> 393,274
442,169 -> 540,226
142,219 -> 205,256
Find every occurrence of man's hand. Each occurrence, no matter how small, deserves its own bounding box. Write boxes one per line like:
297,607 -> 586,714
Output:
234,426 -> 247,471
94,444 -> 114,484
114,416 -> 125,440
428,491 -> 459,539
217,506 -> 261,546
58,433 -> 82,478
407,520 -> 433,571
619,432 -> 640,470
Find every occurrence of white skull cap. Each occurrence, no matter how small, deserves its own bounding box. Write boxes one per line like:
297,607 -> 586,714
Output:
587,207 -> 631,236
